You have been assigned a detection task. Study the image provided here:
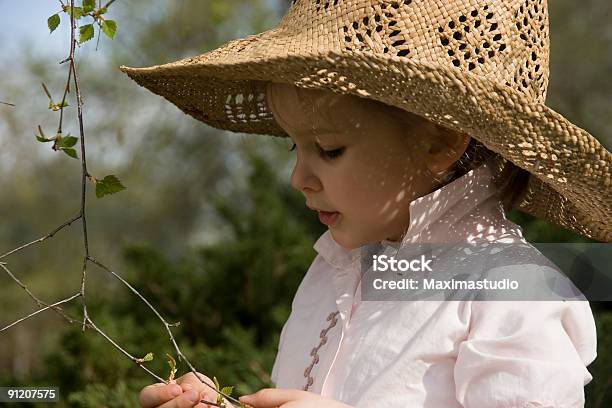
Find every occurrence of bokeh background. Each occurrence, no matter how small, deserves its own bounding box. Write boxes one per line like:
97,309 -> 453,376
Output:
0,0 -> 610,406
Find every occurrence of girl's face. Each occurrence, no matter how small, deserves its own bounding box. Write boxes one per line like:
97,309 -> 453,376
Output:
266,83 -> 469,250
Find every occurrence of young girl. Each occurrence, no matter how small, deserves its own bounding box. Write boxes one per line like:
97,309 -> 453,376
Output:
124,0 -> 610,407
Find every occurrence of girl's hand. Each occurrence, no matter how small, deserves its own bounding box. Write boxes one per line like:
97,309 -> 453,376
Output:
139,371 -> 219,408
238,388 -> 353,408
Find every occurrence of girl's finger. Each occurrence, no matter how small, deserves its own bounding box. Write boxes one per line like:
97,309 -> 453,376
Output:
177,372 -> 216,393
156,389 -> 201,408
239,388 -> 314,408
139,383 -> 183,408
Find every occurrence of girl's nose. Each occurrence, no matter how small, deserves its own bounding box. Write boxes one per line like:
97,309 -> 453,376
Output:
290,156 -> 322,193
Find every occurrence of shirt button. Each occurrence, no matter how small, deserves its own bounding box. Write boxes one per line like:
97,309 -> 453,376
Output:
304,366 -> 313,377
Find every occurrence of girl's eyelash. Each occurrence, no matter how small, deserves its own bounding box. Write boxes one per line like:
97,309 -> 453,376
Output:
288,142 -> 345,159
318,146 -> 345,160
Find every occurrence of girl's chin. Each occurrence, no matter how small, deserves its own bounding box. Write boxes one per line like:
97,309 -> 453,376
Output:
329,228 -> 364,251
330,225 -> 401,250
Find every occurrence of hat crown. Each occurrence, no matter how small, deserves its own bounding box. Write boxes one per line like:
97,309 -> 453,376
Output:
280,0 -> 550,104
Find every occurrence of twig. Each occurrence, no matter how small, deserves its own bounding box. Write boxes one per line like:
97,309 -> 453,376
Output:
87,256 -> 244,406
1,293 -> 82,333
65,0 -> 94,335
0,101 -> 15,107
83,316 -> 166,382
0,213 -> 82,260
0,261 -> 89,327
102,0 -> 116,9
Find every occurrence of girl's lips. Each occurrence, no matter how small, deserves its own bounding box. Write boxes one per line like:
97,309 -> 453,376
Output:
318,210 -> 340,226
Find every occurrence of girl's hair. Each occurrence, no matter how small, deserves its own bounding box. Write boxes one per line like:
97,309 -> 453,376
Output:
383,101 -> 530,212
444,137 -> 531,212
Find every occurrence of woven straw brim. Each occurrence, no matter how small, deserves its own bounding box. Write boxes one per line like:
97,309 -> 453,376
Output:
120,49 -> 612,242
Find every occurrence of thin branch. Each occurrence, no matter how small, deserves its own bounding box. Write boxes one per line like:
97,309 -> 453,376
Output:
0,261 -> 90,327
87,256 -> 242,405
95,24 -> 102,51
64,0 -> 92,335
83,316 -> 166,383
146,281 -> 180,315
41,82 -> 53,100
1,293 -> 82,333
102,0 -> 116,9
0,213 -> 82,260
0,288 -> 166,384
57,61 -> 72,134
0,100 -> 16,107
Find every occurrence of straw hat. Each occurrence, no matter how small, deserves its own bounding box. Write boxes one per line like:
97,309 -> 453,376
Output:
120,0 -> 612,242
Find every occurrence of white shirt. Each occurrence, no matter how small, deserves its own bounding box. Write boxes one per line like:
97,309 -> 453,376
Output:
270,163 -> 597,407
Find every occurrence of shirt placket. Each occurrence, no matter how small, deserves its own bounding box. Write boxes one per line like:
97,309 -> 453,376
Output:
321,262 -> 363,395
300,256 -> 361,394
302,310 -> 341,391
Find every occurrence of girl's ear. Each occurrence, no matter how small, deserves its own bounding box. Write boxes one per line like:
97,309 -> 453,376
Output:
423,126 -> 471,175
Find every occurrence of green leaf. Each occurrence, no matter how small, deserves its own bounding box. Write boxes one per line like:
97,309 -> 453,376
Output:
48,14 -> 60,33
57,135 -> 78,148
98,7 -> 108,15
166,353 -> 177,382
61,147 -> 79,159
142,352 -> 154,362
214,377 -> 224,405
36,135 -> 53,143
95,175 -> 126,198
64,6 -> 84,19
220,386 -> 234,397
100,20 -> 117,39
79,24 -> 94,43
83,0 -> 96,13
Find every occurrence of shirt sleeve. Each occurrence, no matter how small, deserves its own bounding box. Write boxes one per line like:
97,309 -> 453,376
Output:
454,299 -> 597,408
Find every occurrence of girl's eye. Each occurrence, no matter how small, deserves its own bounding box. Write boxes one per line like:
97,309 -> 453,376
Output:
319,146 -> 345,160
288,142 -> 344,159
